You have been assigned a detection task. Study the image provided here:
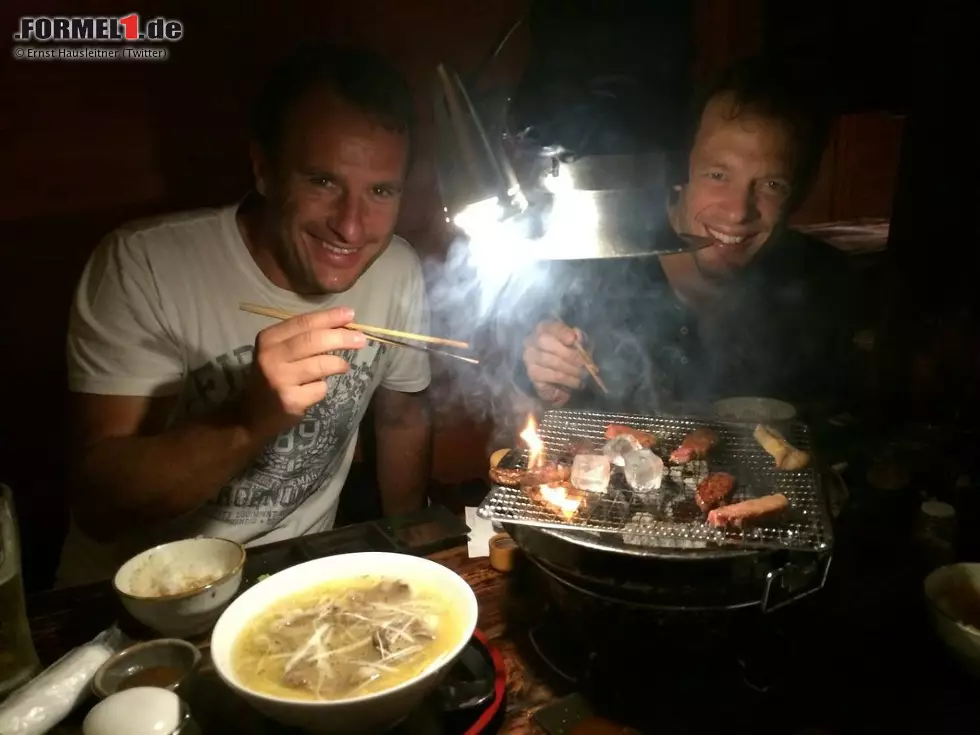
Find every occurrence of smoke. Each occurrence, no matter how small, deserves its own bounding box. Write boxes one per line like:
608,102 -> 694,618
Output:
415,196 -> 856,451
418,212 -> 673,451
420,214 -> 557,448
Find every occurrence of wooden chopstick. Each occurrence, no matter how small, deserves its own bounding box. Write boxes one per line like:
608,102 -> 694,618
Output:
361,332 -> 480,365
574,341 -> 609,394
349,322 -> 469,350
549,311 -> 608,394
239,303 -> 479,365
239,303 -> 470,350
240,303 -> 298,321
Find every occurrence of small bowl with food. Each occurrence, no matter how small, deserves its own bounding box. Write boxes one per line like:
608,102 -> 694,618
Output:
92,638 -> 202,700
209,551 -> 479,734
924,562 -> 980,677
114,537 -> 246,638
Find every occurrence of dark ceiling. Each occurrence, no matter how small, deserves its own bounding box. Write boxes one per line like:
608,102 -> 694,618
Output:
764,1 -> 919,114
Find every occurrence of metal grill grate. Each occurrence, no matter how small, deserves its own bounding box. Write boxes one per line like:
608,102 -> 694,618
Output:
477,409 -> 833,553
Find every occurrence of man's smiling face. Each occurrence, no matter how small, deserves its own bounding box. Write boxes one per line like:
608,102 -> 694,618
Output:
254,88 -> 409,295
674,92 -> 798,279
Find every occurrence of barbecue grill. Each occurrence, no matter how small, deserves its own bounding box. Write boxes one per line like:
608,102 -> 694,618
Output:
478,409 -> 835,612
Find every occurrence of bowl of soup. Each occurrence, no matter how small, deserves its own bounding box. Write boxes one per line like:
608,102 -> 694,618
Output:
924,562 -> 980,678
209,552 -> 479,733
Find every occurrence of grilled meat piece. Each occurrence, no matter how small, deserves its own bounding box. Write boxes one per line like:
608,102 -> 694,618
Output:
670,428 -> 718,464
604,424 -> 657,448
489,462 -> 570,487
753,424 -> 810,470
527,463 -> 571,485
694,472 -> 736,512
708,493 -> 789,528
489,466 -> 523,486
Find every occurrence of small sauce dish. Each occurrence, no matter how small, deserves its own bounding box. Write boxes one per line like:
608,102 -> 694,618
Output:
92,638 -> 202,700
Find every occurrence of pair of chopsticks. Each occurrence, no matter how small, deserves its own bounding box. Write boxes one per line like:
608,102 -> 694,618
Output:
239,303 -> 479,365
550,312 -> 608,394
575,342 -> 608,394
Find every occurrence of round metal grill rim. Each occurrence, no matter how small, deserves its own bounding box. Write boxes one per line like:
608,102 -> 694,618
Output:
536,524 -> 762,561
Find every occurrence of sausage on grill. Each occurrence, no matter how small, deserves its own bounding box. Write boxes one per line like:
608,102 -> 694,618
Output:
604,424 -> 658,448
708,493 -> 789,528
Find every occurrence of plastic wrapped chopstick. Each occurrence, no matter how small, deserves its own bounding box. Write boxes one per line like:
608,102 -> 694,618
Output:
0,626 -> 128,735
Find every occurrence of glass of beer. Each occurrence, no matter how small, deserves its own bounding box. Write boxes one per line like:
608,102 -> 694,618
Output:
0,484 -> 41,699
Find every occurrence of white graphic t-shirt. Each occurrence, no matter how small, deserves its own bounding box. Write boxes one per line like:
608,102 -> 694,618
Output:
55,202 -> 431,587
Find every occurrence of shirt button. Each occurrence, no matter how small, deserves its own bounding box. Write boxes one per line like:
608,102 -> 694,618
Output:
680,326 -> 689,336
680,356 -> 689,365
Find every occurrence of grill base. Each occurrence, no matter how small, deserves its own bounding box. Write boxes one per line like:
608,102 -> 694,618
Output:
507,518 -> 832,612
509,553 -> 817,733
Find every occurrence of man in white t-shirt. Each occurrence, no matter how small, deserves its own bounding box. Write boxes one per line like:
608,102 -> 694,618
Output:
56,42 -> 433,587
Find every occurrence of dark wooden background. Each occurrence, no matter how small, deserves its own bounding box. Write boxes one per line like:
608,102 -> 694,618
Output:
1,0 -> 919,592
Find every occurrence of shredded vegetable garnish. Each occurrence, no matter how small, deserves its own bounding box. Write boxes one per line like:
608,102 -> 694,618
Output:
234,577 -> 451,700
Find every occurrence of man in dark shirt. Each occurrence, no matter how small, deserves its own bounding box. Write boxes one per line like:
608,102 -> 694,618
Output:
517,58 -> 858,415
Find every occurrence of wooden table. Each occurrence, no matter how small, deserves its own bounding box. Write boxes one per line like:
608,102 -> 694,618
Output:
23,523 -> 980,734
24,542 -> 558,734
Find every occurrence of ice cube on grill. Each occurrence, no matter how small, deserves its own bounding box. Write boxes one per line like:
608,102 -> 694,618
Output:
602,434 -> 643,467
570,454 -> 611,493
623,449 -> 664,492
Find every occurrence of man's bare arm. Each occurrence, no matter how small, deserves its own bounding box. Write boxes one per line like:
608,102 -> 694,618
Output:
69,307 -> 368,543
373,387 -> 432,517
69,393 -> 265,542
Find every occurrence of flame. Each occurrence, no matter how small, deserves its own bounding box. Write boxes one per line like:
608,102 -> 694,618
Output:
539,483 -> 582,519
517,414 -> 582,519
520,414 -> 544,469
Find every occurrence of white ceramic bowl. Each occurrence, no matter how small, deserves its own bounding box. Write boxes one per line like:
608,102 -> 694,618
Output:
114,537 -> 245,638
714,396 -> 797,422
210,552 -> 479,734
924,562 -> 980,677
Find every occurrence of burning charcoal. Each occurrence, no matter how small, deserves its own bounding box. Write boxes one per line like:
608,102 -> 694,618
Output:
570,454 -> 611,493
623,448 -> 664,492
686,460 -> 708,477
602,434 -> 643,467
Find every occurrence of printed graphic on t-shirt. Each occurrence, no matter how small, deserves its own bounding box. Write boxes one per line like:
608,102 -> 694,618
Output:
185,343 -> 385,526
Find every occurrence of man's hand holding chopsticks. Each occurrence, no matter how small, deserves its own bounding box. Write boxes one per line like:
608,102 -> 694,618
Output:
522,319 -> 588,407
239,306 -> 367,441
